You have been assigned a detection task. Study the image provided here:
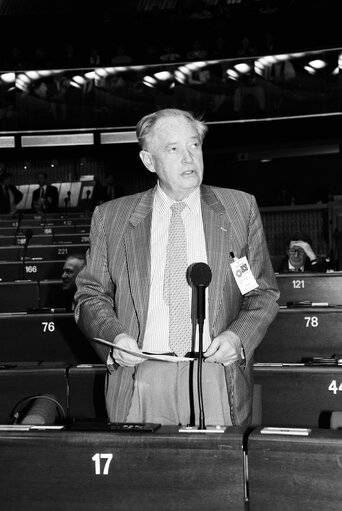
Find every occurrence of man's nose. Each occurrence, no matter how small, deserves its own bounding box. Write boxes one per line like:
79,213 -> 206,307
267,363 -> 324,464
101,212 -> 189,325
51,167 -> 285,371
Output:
182,148 -> 194,163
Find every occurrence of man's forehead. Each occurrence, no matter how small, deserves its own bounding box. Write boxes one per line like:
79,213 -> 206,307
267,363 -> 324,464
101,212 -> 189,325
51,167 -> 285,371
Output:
152,116 -> 198,141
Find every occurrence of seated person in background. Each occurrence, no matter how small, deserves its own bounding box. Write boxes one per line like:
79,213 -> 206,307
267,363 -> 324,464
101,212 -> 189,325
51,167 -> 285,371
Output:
32,171 -> 59,213
0,172 -> 23,214
278,232 -> 327,273
61,253 -> 86,311
91,173 -> 124,210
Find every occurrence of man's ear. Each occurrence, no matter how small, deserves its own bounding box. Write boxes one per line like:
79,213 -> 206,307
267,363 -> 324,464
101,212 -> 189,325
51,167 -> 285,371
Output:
139,150 -> 155,173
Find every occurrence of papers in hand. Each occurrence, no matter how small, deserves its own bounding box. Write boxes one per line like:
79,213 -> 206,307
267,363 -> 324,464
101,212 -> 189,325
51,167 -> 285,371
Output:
93,337 -> 195,362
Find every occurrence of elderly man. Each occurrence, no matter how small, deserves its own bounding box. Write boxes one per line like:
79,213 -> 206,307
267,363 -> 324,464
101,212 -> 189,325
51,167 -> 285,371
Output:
278,232 -> 327,273
75,108 -> 279,427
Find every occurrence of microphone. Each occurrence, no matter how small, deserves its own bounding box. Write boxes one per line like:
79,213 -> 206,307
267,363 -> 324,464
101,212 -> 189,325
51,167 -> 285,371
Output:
187,262 -> 212,329
20,229 -> 34,280
187,262 -> 212,430
24,228 -> 33,249
15,211 -> 23,236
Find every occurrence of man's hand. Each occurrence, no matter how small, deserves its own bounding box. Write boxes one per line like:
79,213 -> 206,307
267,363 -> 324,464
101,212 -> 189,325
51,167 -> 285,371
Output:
203,330 -> 242,366
112,333 -> 145,367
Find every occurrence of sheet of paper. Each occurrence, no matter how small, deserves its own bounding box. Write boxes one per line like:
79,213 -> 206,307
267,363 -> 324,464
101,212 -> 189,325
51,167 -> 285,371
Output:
93,337 -> 195,362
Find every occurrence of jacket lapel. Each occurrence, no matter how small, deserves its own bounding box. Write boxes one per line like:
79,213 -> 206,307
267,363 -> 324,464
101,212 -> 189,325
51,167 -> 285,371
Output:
201,185 -> 232,334
124,187 -> 155,345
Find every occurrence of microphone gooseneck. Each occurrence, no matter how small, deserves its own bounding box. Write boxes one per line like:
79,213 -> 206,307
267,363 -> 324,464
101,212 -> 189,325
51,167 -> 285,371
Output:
187,262 -> 212,430
21,229 -> 34,279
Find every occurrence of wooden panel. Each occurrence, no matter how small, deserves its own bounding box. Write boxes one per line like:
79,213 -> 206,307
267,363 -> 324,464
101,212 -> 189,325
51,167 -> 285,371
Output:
0,224 -> 89,237
0,426 -> 246,511
0,281 -> 39,312
275,272 -> 342,306
0,312 -> 100,363
38,279 -> 68,309
68,365 -> 107,420
0,363 -> 68,424
255,308 -> 342,363
248,428 -> 342,511
0,260 -> 65,281
253,365 -> 342,427
0,243 -> 88,262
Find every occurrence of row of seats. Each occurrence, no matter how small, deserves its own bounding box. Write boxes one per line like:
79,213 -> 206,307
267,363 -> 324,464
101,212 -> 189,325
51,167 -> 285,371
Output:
255,270 -> 342,428
0,216 -> 91,228
0,362 -> 106,424
0,311 -> 99,363
2,210 -> 342,432
0,224 -> 90,236
0,243 -> 88,262
0,232 -> 89,246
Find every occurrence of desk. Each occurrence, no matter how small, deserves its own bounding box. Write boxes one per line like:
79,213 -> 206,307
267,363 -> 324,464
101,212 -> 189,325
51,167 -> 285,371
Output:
0,243 -> 88,262
0,362 -> 68,424
0,426 -> 246,510
0,280 -> 39,312
254,365 -> 342,427
276,272 -> 342,306
0,260 -> 65,281
255,308 -> 342,363
248,427 -> 342,510
67,364 -> 107,420
0,224 -> 90,237
0,312 -> 100,363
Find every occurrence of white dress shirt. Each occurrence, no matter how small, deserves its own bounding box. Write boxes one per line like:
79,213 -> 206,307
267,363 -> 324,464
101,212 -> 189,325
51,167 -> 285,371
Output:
143,184 -> 211,353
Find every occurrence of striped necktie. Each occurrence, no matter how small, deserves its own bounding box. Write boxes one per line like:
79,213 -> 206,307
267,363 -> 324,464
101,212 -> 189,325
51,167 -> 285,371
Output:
163,201 -> 192,357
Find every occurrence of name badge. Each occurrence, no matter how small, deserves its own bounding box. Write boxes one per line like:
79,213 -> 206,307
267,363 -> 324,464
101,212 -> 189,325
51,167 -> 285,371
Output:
230,256 -> 258,295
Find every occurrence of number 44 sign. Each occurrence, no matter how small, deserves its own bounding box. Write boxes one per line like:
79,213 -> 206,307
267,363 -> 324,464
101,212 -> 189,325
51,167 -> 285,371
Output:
328,380 -> 342,395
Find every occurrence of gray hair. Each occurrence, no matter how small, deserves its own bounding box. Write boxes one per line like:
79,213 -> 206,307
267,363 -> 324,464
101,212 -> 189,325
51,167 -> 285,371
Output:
136,108 -> 208,150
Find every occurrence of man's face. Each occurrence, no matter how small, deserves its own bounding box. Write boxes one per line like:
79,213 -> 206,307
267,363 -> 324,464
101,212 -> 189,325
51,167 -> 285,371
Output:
140,115 -> 204,201
37,173 -> 46,187
62,258 -> 84,291
288,241 -> 306,269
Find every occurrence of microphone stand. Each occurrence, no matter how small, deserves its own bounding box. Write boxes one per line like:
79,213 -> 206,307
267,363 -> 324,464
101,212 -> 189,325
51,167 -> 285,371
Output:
196,284 -> 206,430
20,231 -> 33,280
14,211 -> 23,244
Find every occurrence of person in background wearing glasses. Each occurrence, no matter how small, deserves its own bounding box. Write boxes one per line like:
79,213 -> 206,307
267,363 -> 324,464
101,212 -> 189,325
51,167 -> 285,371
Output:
278,232 -> 327,273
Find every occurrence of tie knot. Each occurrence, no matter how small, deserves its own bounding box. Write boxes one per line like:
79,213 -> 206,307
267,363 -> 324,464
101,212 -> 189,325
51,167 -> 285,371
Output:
171,201 -> 186,215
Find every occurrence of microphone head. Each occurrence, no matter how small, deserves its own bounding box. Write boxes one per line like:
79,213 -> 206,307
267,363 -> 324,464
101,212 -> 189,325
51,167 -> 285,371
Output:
187,262 -> 212,288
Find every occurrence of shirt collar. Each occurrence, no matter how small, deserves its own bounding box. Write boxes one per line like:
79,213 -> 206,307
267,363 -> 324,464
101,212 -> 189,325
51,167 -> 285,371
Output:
288,260 -> 304,272
155,182 -> 201,215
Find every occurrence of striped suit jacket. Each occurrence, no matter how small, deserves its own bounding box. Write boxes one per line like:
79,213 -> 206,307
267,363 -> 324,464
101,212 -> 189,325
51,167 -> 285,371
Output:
74,184 -> 279,425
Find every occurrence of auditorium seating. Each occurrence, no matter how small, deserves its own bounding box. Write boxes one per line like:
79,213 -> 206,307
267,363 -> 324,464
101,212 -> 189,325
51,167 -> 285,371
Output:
275,271 -> 342,306
0,223 -> 91,236
0,311 -> 100,363
0,260 -> 65,281
0,243 -> 88,261
0,232 -> 89,247
0,362 -> 68,424
253,365 -> 342,427
255,307 -> 342,363
0,280 -> 40,312
0,418 -> 341,510
0,425 -> 247,511
253,270 -> 342,428
248,427 -> 342,510
67,364 -> 107,420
